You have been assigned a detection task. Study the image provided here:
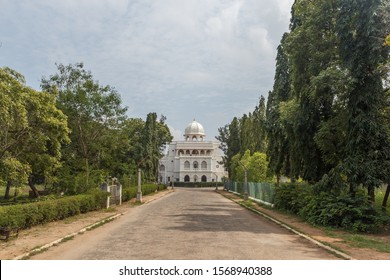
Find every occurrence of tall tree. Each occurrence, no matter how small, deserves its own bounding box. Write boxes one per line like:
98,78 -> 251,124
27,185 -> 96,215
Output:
285,0 -> 340,183
266,33 -> 292,182
337,0 -> 390,201
139,113 -> 172,181
41,63 -> 127,193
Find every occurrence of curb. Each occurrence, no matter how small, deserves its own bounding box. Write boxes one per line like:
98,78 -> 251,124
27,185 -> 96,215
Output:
13,189 -> 175,260
13,212 -> 126,260
219,191 -> 355,260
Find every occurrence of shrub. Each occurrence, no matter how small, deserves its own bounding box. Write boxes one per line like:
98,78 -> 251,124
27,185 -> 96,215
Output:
299,192 -> 382,232
273,183 -> 313,214
0,190 -> 108,229
121,184 -> 167,202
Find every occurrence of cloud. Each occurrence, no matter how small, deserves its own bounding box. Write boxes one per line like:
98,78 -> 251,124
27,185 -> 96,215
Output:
0,0 -> 295,139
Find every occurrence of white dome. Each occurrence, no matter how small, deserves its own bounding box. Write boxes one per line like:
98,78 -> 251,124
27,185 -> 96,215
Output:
184,119 -> 205,136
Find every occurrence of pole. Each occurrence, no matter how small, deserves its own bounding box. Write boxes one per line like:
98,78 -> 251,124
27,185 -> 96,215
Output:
243,169 -> 248,201
238,161 -> 248,201
137,168 -> 142,202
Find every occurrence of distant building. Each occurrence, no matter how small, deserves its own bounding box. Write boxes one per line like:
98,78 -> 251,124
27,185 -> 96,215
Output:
159,119 -> 227,184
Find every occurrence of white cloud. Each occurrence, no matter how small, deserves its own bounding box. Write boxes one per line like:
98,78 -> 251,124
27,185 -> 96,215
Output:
0,0 -> 295,139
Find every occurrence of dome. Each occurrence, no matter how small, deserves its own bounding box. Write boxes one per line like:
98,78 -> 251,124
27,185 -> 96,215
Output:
184,119 -> 205,141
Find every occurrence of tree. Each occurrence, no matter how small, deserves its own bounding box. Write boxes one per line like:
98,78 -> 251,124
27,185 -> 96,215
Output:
266,33 -> 292,182
41,63 -> 127,193
0,67 -> 69,198
138,113 -> 172,182
231,150 -> 271,183
285,0 -> 340,183
337,0 -> 390,201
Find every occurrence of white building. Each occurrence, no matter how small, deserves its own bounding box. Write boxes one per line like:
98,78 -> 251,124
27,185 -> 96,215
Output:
159,119 -> 227,184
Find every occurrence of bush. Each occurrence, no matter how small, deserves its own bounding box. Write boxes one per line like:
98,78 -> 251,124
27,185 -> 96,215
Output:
273,183 -> 313,214
121,184 -> 167,202
0,184 -> 166,230
299,192 -> 383,232
0,190 -> 108,229
173,182 -> 222,188
273,182 -> 385,232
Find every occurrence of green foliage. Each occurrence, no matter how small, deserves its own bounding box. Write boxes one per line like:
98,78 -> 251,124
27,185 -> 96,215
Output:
0,190 -> 107,229
137,113 -> 173,181
300,192 -> 385,232
0,67 -> 70,198
41,63 -> 127,191
121,184 -> 167,202
173,182 -> 221,188
273,182 -> 387,232
230,150 -> 272,183
273,182 -> 313,214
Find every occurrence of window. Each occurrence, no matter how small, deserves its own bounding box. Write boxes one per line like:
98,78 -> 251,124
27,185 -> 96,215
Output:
193,161 -> 199,169
184,161 -> 190,170
201,175 -> 207,182
201,161 -> 207,170
193,175 -> 198,182
184,175 -> 190,182
159,165 -> 165,171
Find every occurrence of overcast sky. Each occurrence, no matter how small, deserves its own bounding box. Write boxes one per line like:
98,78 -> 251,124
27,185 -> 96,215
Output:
1,0 -> 294,140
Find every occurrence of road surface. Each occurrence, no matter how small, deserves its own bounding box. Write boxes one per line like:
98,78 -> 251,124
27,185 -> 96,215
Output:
32,188 -> 337,259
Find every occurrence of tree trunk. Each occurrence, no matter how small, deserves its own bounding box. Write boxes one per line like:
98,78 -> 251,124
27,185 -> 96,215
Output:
28,175 -> 40,198
367,186 -> 375,206
382,184 -> 390,212
4,181 -> 11,199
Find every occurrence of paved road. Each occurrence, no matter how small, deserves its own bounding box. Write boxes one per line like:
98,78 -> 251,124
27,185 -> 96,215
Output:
32,188 -> 337,260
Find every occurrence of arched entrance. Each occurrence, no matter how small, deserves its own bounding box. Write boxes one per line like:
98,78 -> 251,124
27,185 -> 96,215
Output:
201,175 -> 207,182
184,175 -> 190,182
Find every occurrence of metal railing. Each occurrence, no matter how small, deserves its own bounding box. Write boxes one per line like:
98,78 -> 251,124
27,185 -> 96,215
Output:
224,180 -> 275,207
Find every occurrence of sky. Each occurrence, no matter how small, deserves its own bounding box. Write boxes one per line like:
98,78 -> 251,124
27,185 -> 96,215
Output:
0,0 -> 294,141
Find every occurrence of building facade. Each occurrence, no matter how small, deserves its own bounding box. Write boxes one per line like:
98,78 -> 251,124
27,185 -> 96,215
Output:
159,120 -> 227,184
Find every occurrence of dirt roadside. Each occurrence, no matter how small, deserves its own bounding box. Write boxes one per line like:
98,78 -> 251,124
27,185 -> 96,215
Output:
219,190 -> 390,260
1,188 -> 389,260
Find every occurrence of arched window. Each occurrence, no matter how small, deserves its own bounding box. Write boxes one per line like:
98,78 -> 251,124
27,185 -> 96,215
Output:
206,150 -> 211,155
201,175 -> 207,182
193,175 -> 198,182
159,165 -> 165,171
192,136 -> 197,141
178,150 -> 184,156
184,161 -> 190,170
186,150 -> 191,155
193,150 -> 199,156
184,175 -> 190,182
201,161 -> 207,170
193,161 -> 199,169
200,150 -> 205,155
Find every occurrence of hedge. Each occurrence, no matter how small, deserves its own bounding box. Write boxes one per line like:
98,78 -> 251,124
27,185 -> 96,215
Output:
0,185 -> 168,230
0,190 -> 108,229
122,184 -> 167,202
173,182 -> 222,188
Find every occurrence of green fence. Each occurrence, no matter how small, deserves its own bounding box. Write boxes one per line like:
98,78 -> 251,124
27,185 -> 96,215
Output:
224,181 -> 275,206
